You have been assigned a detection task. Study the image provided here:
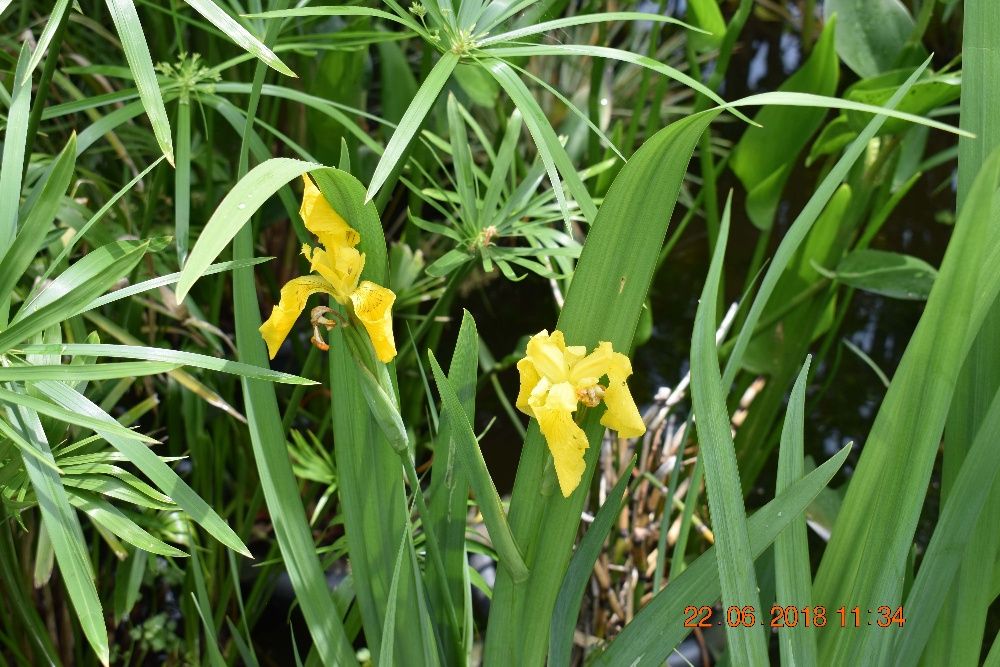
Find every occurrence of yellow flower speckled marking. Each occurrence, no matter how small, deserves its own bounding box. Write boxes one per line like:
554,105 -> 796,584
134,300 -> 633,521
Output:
259,176 -> 397,363
516,330 -> 645,497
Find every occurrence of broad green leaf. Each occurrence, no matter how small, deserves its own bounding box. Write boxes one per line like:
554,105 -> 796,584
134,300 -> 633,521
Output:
932,2 -> 1000,663
730,18 -> 838,230
893,385 -> 1000,664
593,444 -> 852,667
183,0 -> 295,76
549,457 -> 635,666
824,0 -> 917,78
690,196 -> 768,664
320,168 -> 429,663
105,0 -> 174,163
827,248 -> 937,300
484,110 -> 719,665
814,146 -> 1000,665
686,0 -> 725,51
366,53 -> 458,202
176,158 -> 320,302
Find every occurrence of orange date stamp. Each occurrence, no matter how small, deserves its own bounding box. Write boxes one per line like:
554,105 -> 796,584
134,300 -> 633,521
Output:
683,604 -> 906,629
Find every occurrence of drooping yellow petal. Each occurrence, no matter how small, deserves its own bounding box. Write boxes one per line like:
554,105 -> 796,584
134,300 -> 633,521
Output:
303,243 -> 364,301
569,340 -> 614,390
600,349 -> 646,438
300,176 -> 361,250
515,357 -> 541,417
259,275 -> 338,359
350,280 -> 397,362
535,382 -> 588,497
525,330 -> 570,382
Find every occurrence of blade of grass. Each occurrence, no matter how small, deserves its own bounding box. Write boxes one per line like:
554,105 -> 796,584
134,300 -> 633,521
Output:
18,343 -> 314,385
104,0 -> 174,163
0,43 -> 32,265
774,356 -> 818,666
476,11 -> 700,46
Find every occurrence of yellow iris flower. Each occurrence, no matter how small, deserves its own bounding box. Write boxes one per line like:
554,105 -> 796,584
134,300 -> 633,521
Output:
259,176 -> 397,363
516,330 -> 645,497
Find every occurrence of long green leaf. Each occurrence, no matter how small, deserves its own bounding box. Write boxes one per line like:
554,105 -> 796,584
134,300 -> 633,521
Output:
0,240 -> 150,354
104,0 -> 174,163
774,357 -> 818,666
476,12 -> 700,46
18,343 -> 315,385
0,43 -> 32,264
0,386 -> 156,443
0,361 -> 178,381
175,157 -> 320,302
183,0 -> 295,76
366,53 -> 458,202
0,133 -> 78,302
429,351 -> 529,581
893,385 -> 1000,664
814,146 -> 1000,665
4,397 -> 108,665
483,110 -> 718,665
690,195 -> 768,664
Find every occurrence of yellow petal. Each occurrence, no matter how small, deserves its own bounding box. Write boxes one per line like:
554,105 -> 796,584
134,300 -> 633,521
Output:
300,176 -> 361,250
525,330 -> 569,382
515,357 -> 541,417
535,383 -> 588,497
569,340 -> 614,389
600,348 -> 646,438
350,280 -> 397,363
303,243 -> 364,301
259,275 -> 337,359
